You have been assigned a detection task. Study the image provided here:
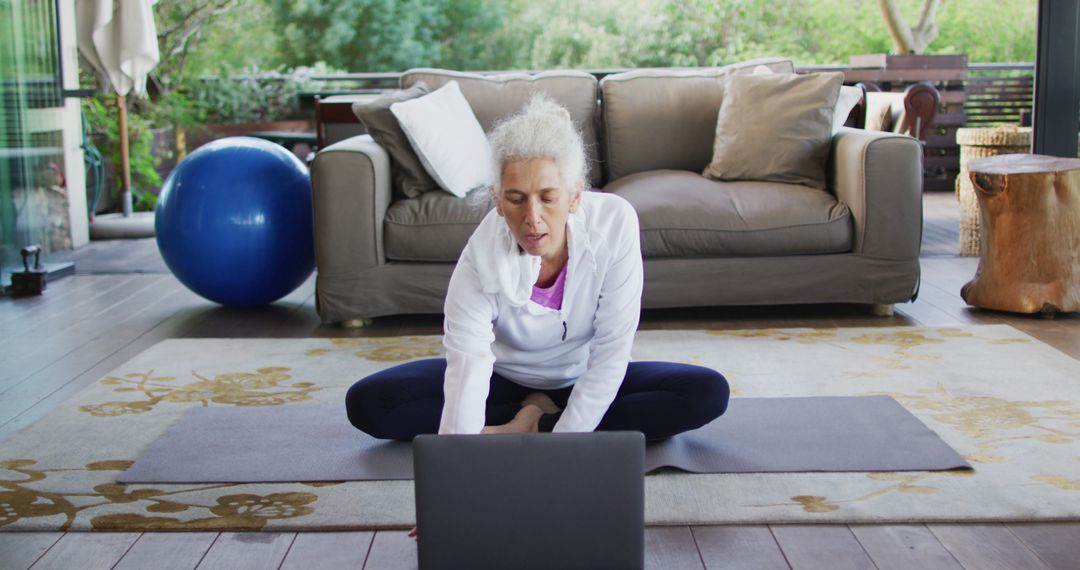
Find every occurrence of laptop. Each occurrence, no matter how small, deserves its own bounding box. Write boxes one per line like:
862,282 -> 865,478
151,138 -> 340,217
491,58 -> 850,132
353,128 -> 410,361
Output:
413,431 -> 645,570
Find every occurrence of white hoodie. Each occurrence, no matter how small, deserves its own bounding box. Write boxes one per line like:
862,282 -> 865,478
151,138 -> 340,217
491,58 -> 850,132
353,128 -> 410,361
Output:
439,191 -> 643,434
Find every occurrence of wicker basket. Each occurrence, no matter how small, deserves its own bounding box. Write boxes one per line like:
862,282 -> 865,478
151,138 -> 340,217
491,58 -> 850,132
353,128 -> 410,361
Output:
955,127 -> 1032,256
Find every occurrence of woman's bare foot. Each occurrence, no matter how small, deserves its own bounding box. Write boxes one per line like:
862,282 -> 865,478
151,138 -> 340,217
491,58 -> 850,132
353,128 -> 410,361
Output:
522,391 -> 561,414
480,392 -> 561,435
481,404 -> 545,434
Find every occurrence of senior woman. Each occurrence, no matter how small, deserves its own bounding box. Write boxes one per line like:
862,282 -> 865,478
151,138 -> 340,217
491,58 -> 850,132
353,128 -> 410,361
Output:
345,96 -> 729,441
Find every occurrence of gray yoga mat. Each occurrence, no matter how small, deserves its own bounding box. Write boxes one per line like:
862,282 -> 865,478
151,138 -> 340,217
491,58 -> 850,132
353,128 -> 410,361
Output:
118,396 -> 970,483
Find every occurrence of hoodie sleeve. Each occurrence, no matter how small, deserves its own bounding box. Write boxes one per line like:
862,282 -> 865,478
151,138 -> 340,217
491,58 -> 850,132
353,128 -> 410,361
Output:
439,247 -> 500,434
553,198 -> 643,433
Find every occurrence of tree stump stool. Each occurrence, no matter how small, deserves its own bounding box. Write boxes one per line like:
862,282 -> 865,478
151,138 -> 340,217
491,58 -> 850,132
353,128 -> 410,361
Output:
961,154 -> 1080,314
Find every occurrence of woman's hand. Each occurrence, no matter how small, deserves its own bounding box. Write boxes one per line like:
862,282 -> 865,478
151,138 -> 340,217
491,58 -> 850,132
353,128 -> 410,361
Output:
408,526 -> 417,538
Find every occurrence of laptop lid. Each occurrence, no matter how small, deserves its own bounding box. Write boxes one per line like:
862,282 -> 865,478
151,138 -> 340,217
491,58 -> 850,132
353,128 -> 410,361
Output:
413,431 -> 645,570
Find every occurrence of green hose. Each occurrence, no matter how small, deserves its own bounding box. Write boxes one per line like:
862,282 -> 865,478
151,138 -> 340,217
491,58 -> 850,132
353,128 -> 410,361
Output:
82,112 -> 104,220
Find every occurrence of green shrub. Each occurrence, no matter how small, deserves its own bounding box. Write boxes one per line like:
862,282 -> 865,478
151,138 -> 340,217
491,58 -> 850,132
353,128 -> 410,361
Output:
81,97 -> 162,213
187,64 -> 336,125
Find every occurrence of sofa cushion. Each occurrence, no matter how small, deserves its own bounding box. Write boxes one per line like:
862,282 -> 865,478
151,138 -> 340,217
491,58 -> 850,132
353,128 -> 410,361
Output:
704,71 -> 844,190
384,191 -> 493,262
400,68 -> 601,188
604,170 -> 852,258
351,82 -> 438,199
390,81 -> 494,198
598,57 -> 794,181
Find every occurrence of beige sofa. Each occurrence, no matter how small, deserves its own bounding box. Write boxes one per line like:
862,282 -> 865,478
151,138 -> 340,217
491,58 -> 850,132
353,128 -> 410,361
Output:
311,57 -> 923,324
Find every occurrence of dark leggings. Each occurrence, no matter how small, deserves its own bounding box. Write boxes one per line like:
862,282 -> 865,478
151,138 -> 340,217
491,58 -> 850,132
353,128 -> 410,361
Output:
345,359 -> 729,442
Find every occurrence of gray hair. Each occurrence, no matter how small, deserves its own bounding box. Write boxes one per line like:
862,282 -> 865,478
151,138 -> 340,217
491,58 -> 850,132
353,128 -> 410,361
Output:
487,94 -> 588,198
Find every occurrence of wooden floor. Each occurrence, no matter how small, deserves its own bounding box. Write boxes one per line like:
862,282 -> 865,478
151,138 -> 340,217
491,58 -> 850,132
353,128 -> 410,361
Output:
1,193 -> 1078,569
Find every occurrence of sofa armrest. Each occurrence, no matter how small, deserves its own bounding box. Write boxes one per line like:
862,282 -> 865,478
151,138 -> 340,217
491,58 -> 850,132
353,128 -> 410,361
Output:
311,134 -> 392,271
856,82 -> 939,141
901,82 -> 939,141
830,127 -> 923,260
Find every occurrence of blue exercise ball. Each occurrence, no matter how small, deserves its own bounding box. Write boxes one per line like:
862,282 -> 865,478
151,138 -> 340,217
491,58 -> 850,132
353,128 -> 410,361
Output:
155,137 -> 314,306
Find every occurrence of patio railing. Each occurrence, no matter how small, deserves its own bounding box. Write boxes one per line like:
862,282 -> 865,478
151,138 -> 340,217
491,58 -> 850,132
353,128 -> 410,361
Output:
964,63 -> 1035,126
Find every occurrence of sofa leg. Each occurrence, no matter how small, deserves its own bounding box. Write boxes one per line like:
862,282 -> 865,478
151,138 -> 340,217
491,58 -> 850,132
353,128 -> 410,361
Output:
340,318 -> 372,329
870,304 -> 894,317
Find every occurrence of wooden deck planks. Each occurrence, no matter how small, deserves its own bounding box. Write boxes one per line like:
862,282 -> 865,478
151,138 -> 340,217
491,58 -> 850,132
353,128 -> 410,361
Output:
28,531 -> 140,570
929,524 -> 1053,570
849,524 -> 964,570
770,525 -> 876,570
0,274 -> 159,345
0,275 -> 180,394
113,532 -> 218,570
194,532 -> 295,570
895,294 -> 968,327
279,531 -> 374,570
363,531 -> 417,570
1007,523 -> 1080,570
644,526 -> 704,569
0,532 -> 64,570
0,274 -> 133,328
179,273 -> 318,340
692,526 -> 790,569
911,281 -> 1005,327
0,273 -> 93,324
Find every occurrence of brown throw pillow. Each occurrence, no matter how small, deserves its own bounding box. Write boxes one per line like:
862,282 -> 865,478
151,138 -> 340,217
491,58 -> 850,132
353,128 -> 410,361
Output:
703,71 -> 844,189
352,82 -> 438,199
865,99 -> 894,132
865,91 -> 906,133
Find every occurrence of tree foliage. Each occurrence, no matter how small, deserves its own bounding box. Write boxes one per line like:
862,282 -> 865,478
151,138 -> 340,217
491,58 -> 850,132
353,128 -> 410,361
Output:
265,0 -> 498,72
152,0 -> 238,90
256,0 -> 1035,72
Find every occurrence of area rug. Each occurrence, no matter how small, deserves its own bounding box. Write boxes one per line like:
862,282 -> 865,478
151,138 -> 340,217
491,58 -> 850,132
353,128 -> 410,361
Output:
117,397 -> 969,483
2,325 -> 1079,530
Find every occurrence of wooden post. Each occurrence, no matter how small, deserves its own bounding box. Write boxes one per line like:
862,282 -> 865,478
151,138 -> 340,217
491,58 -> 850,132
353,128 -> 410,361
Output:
961,154 -> 1080,314
117,93 -> 133,217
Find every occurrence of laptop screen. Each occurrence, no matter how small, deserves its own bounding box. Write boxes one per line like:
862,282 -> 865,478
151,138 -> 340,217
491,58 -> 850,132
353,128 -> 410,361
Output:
413,431 -> 645,570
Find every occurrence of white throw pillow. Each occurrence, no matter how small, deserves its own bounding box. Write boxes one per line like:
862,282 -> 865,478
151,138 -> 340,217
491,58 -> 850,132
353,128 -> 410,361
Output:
390,81 -> 494,198
832,84 -> 863,131
752,65 -> 861,132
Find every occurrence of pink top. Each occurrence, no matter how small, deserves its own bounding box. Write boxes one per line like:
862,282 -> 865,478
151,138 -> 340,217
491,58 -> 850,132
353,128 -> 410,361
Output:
530,262 -> 568,310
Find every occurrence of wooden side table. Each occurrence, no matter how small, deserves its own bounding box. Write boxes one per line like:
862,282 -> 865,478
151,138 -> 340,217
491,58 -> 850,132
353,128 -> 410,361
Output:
961,154 -> 1080,314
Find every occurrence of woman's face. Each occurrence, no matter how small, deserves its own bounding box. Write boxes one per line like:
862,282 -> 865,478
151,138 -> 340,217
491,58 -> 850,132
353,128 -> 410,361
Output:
496,157 -> 582,262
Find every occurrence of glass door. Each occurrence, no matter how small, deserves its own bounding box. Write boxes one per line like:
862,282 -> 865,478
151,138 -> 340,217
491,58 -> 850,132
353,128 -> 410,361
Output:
1,0 -> 72,290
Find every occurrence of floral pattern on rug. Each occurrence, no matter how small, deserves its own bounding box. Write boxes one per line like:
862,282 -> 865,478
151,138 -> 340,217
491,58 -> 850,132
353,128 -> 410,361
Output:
79,367 -> 320,417
706,328 -> 842,343
2,325 -> 1080,530
304,336 -> 443,361
876,384 -> 1080,465
1033,475 -> 1080,491
90,492 -> 318,531
0,459 -> 318,531
773,469 -> 978,514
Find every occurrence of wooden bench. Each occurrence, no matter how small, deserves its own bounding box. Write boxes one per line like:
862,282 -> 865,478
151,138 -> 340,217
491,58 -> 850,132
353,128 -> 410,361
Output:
313,93 -> 384,149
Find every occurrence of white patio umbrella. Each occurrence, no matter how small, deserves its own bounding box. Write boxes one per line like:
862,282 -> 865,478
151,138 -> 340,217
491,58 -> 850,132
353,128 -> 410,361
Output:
76,0 -> 160,218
